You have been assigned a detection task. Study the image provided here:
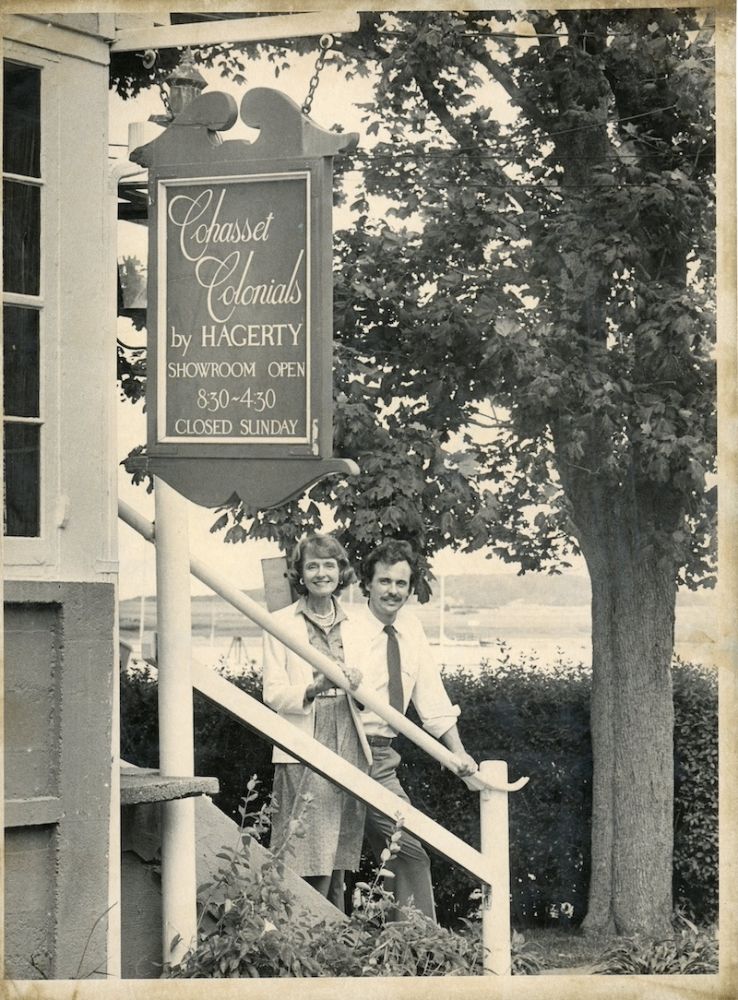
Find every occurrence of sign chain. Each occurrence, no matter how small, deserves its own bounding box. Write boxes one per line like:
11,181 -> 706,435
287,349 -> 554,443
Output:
158,78 -> 172,118
302,34 -> 334,117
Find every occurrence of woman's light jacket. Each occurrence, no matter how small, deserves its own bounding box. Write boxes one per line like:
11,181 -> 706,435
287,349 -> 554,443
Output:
262,598 -> 373,766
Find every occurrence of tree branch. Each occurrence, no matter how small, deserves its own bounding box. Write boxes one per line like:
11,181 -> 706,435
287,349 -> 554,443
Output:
117,338 -> 145,353
473,48 -> 550,130
412,72 -> 469,146
530,11 -> 563,54
467,406 -> 511,429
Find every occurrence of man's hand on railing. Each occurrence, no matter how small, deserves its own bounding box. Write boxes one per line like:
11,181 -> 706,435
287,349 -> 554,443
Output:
439,724 -> 478,779
452,752 -> 479,778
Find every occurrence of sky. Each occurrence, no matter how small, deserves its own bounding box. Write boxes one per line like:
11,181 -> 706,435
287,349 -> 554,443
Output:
110,24 -> 587,599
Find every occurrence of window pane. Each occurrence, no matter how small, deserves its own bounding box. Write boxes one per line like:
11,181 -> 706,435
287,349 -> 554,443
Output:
3,181 -> 40,295
3,61 -> 41,178
4,306 -> 39,417
4,422 -> 40,537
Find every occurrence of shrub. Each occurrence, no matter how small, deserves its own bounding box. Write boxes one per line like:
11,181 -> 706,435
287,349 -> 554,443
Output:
395,654 -> 717,927
120,654 -> 717,928
119,663 -> 159,768
672,661 -> 719,923
398,655 -> 593,927
592,917 -> 718,974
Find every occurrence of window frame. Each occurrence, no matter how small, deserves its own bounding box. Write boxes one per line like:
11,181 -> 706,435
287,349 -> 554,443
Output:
3,44 -> 61,571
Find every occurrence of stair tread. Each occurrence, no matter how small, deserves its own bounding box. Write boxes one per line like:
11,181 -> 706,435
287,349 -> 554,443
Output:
120,766 -> 219,805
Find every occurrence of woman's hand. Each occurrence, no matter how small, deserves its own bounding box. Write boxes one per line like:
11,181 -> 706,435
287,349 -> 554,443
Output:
304,672 -> 335,704
342,665 -> 363,691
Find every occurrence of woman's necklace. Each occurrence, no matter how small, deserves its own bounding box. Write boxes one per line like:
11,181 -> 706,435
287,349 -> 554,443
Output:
309,601 -> 335,629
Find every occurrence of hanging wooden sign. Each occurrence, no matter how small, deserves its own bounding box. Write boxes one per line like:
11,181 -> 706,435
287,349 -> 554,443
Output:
131,88 -> 359,508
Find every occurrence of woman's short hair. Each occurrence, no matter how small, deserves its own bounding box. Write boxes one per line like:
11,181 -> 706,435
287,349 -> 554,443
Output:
359,539 -> 418,595
287,533 -> 356,596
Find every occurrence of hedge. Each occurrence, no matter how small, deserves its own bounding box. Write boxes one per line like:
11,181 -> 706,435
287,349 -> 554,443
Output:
120,656 -> 717,928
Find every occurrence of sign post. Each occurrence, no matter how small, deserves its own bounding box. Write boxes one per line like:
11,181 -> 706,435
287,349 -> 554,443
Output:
154,476 -> 196,966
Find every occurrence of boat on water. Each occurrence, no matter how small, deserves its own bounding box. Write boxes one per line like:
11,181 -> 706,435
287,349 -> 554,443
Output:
429,575 -> 481,646
439,635 -> 481,647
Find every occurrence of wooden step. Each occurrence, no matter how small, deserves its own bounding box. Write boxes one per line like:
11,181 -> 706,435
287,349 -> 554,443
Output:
120,764 -> 219,805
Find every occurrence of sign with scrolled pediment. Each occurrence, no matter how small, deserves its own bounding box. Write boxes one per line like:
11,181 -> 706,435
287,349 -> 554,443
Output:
130,87 -> 359,508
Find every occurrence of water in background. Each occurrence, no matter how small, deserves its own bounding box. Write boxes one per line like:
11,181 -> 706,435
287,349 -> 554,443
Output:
120,596 -> 716,676
120,570 -> 717,675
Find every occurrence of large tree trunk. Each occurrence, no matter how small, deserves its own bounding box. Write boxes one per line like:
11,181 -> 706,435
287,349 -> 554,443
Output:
543,20 -> 681,935
575,490 -> 676,937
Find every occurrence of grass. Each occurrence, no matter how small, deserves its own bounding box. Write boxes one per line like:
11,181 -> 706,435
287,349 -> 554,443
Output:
523,927 -> 621,971
519,919 -> 719,975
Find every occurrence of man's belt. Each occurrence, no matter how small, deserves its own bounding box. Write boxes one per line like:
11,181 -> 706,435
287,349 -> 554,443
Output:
367,735 -> 395,747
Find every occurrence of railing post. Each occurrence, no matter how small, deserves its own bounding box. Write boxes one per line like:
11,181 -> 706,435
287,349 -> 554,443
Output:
155,477 -> 197,967
479,759 -> 512,976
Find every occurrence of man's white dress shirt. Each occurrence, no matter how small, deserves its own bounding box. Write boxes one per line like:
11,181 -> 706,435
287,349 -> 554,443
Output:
347,603 -> 461,740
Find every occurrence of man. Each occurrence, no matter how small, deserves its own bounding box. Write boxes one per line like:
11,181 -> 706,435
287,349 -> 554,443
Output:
350,539 -> 477,921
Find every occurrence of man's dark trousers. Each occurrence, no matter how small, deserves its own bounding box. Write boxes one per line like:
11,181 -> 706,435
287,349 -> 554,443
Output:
364,742 -> 436,920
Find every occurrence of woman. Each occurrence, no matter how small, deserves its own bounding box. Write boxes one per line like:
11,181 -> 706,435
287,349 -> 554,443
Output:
262,532 -> 370,909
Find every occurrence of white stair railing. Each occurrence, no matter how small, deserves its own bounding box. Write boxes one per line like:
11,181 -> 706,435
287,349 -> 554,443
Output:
192,661 -> 493,883
119,499 -> 529,975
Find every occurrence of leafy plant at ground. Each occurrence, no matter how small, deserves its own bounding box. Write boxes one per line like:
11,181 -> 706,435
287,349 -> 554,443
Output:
509,931 -> 545,975
120,656 -> 717,928
592,916 -> 718,975
317,835 -> 487,977
524,926 -> 620,971
167,781 -> 325,978
166,783 -> 502,978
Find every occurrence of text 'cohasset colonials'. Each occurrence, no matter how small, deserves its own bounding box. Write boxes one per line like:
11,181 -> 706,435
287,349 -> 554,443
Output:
162,180 -> 311,441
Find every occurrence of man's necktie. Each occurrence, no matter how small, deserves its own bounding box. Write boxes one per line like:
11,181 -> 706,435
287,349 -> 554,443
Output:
384,624 -> 404,713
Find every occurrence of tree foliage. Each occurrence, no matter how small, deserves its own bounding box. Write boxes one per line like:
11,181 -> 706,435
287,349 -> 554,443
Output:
116,9 -> 715,597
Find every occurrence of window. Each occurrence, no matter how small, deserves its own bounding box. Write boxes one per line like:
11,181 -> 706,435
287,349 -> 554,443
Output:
3,60 -> 42,537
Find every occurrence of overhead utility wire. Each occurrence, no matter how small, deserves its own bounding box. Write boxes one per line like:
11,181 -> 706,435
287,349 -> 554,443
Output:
378,25 -> 713,42
338,174 -> 703,190
345,149 -> 686,164
550,104 -> 680,138
344,103 -> 684,157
